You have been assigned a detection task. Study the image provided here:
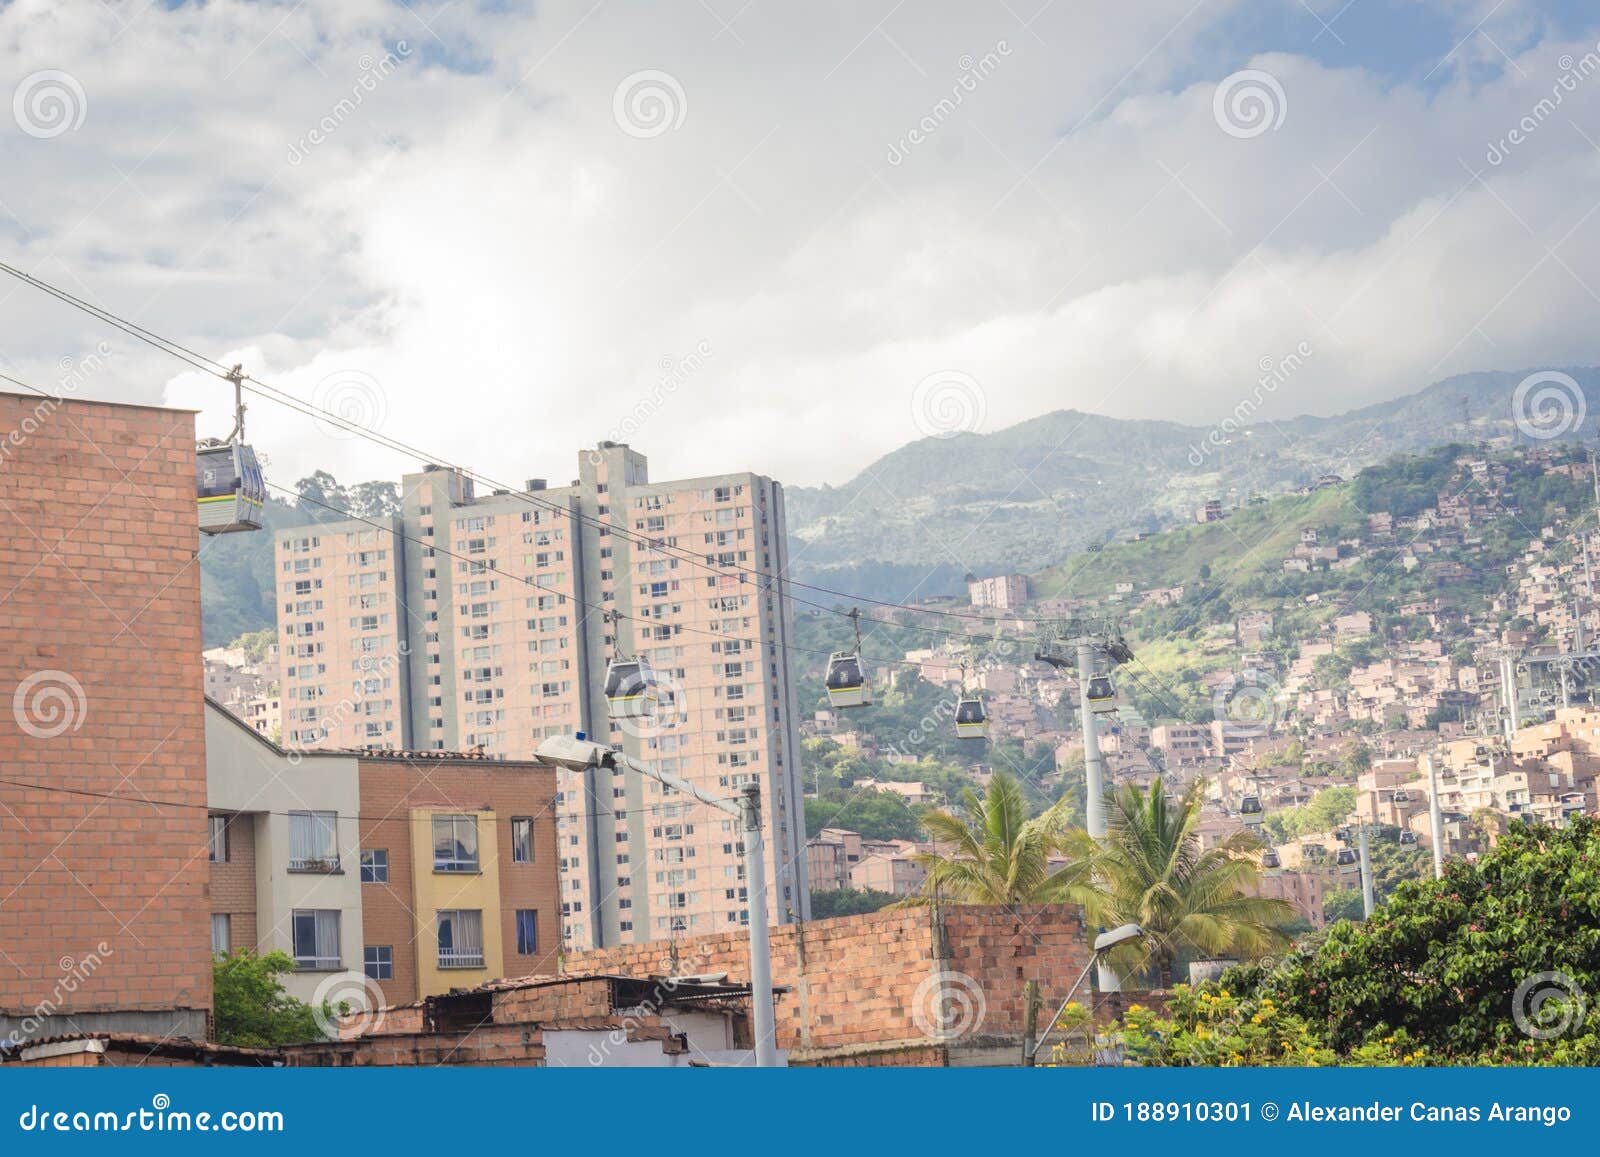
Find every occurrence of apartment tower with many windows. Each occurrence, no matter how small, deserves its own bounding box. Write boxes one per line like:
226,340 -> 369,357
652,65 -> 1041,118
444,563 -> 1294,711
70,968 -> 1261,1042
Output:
274,443 -> 809,950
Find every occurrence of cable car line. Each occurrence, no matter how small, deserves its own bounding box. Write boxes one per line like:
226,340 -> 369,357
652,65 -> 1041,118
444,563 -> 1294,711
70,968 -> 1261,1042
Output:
0,258 -> 1084,634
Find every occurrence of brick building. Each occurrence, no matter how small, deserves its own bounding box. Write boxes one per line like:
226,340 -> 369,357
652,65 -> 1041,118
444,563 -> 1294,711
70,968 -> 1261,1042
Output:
206,701 -> 559,1010
0,392 -> 212,1044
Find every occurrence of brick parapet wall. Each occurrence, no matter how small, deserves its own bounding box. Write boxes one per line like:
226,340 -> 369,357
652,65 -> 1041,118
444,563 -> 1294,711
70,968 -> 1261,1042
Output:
560,903 -> 1094,1055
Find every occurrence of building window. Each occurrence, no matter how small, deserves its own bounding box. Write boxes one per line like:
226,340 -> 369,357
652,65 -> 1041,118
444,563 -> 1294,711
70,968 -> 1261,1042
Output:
360,849 -> 389,883
436,909 -> 485,968
511,817 -> 533,863
291,909 -> 341,970
515,909 -> 539,955
432,815 -> 480,873
363,945 -> 393,981
211,913 -> 231,955
208,815 -> 229,862
288,810 -> 340,872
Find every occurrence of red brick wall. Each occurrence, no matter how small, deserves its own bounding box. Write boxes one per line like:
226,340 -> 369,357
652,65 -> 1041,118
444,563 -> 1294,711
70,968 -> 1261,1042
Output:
562,904 -> 1093,1057
356,757 -> 560,1005
0,393 -> 210,1033
208,813 -> 257,950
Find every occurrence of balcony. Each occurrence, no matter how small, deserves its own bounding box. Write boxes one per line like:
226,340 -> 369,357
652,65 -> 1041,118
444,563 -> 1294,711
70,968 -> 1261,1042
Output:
288,857 -> 341,873
437,950 -> 485,969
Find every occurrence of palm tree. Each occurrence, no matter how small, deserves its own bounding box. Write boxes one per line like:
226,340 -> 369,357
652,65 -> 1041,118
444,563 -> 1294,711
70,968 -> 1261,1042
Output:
1083,780 -> 1293,986
905,772 -> 1088,905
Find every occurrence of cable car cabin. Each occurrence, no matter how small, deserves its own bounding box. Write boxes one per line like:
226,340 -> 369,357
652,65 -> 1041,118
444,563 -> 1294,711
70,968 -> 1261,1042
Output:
954,697 -> 988,739
1335,848 -> 1358,867
604,657 -> 658,720
1239,795 -> 1263,827
1261,849 -> 1281,869
1393,789 -> 1411,804
825,652 -> 871,708
1399,830 -> 1418,846
1086,676 -> 1117,714
196,444 -> 265,534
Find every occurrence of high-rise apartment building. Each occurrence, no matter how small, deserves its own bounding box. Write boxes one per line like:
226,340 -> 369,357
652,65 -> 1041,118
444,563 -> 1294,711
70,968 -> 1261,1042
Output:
274,442 -> 809,951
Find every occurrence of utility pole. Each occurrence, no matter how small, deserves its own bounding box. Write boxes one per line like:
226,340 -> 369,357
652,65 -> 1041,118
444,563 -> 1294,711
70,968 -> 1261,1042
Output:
537,736 -> 779,1067
1357,822 -> 1375,919
1021,979 -> 1041,1067
1077,639 -> 1107,839
1427,754 -> 1446,881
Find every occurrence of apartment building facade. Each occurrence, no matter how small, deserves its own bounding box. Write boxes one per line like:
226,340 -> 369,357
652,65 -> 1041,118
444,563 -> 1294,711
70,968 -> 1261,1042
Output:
0,393 -> 213,1044
274,443 -> 809,951
206,702 -> 559,1007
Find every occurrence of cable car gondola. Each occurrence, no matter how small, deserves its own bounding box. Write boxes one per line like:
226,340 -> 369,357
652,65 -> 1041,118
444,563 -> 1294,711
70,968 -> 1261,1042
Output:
196,365 -> 265,535
953,666 -> 988,739
1399,830 -> 1418,846
1239,794 -> 1263,827
1086,675 -> 1117,714
1393,788 -> 1411,804
604,654 -> 658,720
1335,848 -> 1357,867
1261,849 -> 1281,869
826,607 -> 871,709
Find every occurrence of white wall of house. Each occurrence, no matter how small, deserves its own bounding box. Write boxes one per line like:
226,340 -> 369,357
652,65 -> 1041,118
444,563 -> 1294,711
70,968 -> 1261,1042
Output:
205,704 -> 364,1007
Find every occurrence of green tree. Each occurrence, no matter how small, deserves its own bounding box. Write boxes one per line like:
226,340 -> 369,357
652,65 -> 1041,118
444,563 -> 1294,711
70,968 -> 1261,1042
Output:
212,950 -> 326,1047
809,888 -> 898,918
1084,782 -> 1294,986
804,793 -> 923,841
908,772 -> 1085,905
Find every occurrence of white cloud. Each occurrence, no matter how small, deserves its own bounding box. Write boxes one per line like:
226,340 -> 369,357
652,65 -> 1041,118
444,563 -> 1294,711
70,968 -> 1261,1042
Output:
2,0 -> 1599,492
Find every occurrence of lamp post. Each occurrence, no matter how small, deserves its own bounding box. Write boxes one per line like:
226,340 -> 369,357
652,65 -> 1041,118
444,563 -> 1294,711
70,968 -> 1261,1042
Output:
1025,923 -> 1144,1065
537,733 -> 780,1067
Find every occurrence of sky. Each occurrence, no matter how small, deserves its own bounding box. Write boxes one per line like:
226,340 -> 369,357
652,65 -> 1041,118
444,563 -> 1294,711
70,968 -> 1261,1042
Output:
3,0 -> 1600,490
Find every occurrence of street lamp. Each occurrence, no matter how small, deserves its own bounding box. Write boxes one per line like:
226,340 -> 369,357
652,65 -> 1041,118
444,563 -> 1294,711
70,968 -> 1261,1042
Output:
1025,923 -> 1145,1064
536,733 -> 780,1068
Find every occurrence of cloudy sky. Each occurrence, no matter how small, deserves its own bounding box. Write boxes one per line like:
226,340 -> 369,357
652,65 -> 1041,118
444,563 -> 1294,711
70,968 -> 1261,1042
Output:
2,0 -> 1599,490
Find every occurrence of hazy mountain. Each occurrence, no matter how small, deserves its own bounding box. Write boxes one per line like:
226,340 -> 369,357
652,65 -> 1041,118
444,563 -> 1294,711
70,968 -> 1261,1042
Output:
202,367 -> 1600,643
782,366 -> 1600,602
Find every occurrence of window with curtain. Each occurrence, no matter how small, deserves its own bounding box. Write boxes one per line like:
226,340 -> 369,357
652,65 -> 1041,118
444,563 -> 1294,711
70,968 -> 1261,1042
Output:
291,909 -> 341,969
436,909 -> 484,967
511,817 -> 533,863
432,815 -> 479,873
208,815 -> 229,863
211,913 -> 230,955
288,811 -> 339,871
515,909 -> 538,955
360,848 -> 389,883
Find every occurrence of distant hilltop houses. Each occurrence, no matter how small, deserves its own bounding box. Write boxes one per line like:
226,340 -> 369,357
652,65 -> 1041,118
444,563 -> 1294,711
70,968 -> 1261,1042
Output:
797,442 -> 1598,933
